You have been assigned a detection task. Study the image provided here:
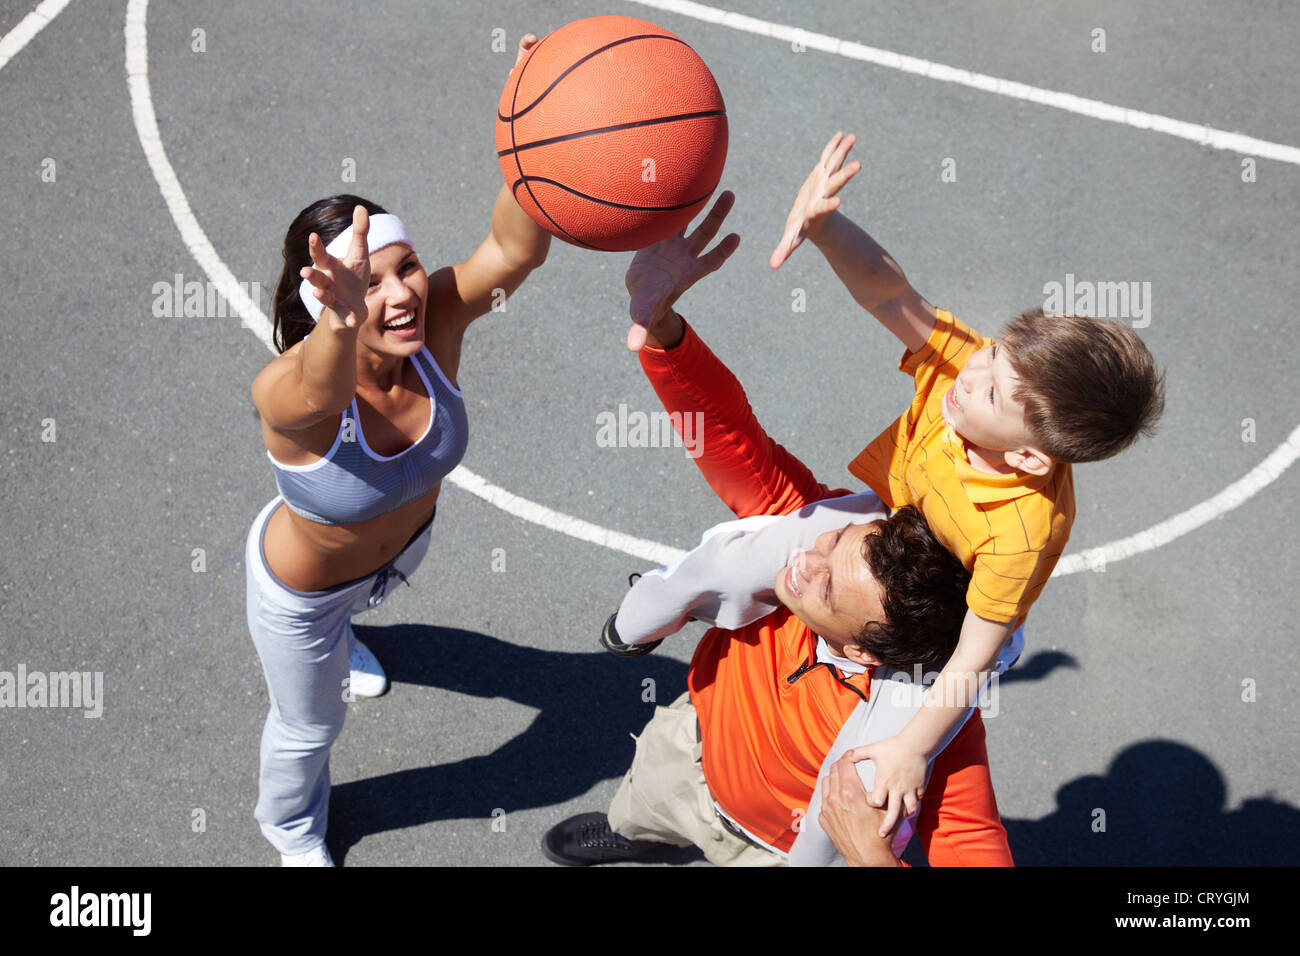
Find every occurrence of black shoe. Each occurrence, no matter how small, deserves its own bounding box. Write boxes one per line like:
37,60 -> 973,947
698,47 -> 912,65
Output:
541,813 -> 676,866
600,612 -> 664,658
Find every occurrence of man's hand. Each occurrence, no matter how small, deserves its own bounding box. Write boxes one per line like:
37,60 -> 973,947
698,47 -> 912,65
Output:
299,204 -> 370,330
819,751 -> 901,866
624,191 -> 739,351
847,735 -> 927,837
769,131 -> 861,270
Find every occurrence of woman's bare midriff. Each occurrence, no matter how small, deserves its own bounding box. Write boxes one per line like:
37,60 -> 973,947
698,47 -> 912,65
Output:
255,342 -> 454,592
262,482 -> 442,592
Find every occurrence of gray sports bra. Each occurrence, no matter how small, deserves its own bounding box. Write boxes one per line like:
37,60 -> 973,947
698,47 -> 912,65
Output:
268,345 -> 468,525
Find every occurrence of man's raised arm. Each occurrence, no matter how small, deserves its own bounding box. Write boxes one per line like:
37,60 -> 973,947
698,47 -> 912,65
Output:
638,313 -> 838,519
622,191 -> 843,519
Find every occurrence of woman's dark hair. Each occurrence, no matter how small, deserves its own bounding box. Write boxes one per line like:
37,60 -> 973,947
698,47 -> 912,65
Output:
271,194 -> 388,353
853,506 -> 972,674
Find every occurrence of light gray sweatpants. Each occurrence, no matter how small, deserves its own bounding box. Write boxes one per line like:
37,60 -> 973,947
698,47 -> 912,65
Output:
244,496 -> 432,856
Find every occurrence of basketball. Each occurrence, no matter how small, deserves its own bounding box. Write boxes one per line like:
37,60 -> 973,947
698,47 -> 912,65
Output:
496,15 -> 728,252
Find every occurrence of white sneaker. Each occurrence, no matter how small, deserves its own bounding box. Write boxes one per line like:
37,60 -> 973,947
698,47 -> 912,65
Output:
281,844 -> 335,867
349,638 -> 389,698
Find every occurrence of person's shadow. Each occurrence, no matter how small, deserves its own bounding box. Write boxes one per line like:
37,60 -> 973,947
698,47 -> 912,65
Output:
328,623 -> 694,863
332,635 -> 1299,866
999,651 -> 1297,864
901,738 -> 1300,865
998,649 -> 1078,686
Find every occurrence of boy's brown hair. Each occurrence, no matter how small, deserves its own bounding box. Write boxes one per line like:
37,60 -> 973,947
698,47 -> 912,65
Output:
1000,309 -> 1165,464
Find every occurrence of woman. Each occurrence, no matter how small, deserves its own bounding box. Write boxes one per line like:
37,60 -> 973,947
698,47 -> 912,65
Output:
246,36 -> 550,866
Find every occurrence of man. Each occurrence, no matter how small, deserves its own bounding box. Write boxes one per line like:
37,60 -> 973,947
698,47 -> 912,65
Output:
542,193 -> 1012,867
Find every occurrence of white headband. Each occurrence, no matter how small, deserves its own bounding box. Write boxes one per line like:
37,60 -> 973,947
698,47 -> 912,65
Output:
297,213 -> 415,321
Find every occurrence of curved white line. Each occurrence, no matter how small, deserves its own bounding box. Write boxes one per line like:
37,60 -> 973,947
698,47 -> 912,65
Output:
125,0 -> 1297,574
125,0 -> 272,353
447,467 -> 685,566
123,0 -> 680,568
0,0 -> 73,71
1053,422 -> 1300,575
627,0 -> 1300,165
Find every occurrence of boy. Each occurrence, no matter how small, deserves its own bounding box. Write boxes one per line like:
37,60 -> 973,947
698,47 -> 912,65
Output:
604,132 -> 1165,837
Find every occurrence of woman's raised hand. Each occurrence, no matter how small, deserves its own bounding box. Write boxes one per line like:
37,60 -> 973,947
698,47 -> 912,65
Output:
299,205 -> 371,330
515,33 -> 539,66
624,191 -> 740,351
769,131 -> 861,271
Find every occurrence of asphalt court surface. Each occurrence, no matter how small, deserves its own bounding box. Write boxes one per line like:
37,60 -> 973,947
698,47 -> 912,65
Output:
0,0 -> 1297,866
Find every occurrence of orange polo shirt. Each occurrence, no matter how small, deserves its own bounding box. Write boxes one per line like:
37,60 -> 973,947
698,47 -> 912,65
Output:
639,320 -> 1012,864
848,310 -> 1075,624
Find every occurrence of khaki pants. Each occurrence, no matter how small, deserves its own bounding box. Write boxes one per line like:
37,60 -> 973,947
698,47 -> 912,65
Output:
607,692 -> 785,867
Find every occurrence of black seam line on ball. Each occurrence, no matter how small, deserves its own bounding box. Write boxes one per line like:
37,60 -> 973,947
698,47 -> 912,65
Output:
497,109 -> 727,158
509,178 -> 597,249
511,178 -> 715,213
497,34 -> 692,123
510,32 -> 552,249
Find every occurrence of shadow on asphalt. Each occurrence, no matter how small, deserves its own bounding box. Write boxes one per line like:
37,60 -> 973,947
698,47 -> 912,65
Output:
329,622 -> 699,865
999,649 -> 1079,685
1002,739 -> 1300,866
331,635 -> 1299,866
902,738 -> 1300,866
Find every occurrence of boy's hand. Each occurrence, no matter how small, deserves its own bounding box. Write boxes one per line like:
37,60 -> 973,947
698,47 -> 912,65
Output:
769,131 -> 862,270
819,751 -> 901,866
624,190 -> 739,351
847,735 -> 927,837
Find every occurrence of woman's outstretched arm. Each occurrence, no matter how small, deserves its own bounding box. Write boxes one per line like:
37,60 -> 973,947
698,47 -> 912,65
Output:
428,34 -> 551,333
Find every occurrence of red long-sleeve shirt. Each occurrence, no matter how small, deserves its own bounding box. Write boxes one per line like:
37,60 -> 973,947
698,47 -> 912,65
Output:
638,320 -> 1013,865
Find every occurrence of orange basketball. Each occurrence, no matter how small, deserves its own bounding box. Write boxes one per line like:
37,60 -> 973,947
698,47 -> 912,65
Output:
496,15 -> 728,252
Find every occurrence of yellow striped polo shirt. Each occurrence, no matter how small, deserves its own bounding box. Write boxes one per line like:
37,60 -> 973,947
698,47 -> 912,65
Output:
848,309 -> 1075,624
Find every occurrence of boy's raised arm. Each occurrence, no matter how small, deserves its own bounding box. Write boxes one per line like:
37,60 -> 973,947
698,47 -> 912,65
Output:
771,132 -> 937,355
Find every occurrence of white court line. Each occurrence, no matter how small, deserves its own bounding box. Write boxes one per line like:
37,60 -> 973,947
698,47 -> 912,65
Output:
121,0 -> 1298,576
628,0 -> 1300,165
450,468 -> 684,566
0,0 -> 72,71
125,3 -> 272,355
1053,423 -> 1300,575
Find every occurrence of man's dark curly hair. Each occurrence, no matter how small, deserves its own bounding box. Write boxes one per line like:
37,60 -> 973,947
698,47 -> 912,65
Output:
853,506 -> 970,674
